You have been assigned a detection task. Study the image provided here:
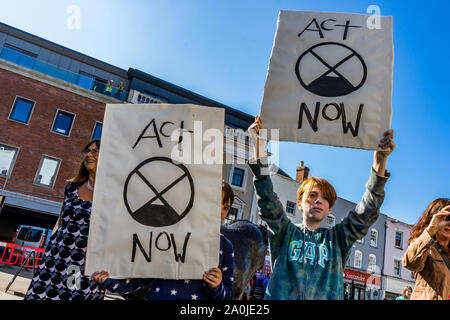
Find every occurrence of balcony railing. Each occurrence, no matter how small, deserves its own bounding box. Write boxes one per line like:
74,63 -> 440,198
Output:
0,46 -> 128,101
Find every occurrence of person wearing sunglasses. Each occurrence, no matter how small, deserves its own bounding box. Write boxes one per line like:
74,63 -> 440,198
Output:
24,139 -> 106,300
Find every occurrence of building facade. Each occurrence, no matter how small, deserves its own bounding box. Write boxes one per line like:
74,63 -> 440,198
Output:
0,21 -> 254,242
382,217 -> 415,300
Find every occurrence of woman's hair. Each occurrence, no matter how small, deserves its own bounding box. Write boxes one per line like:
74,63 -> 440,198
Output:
222,181 -> 234,206
68,139 -> 101,187
297,177 -> 337,208
401,286 -> 412,297
408,198 -> 450,245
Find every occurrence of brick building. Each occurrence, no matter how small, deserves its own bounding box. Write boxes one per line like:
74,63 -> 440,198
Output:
0,21 -> 254,242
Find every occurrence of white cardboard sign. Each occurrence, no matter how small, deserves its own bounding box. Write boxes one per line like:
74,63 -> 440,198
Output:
260,10 -> 393,150
85,103 -> 224,279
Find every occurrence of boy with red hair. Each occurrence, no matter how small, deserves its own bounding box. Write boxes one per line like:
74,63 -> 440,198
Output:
248,116 -> 395,300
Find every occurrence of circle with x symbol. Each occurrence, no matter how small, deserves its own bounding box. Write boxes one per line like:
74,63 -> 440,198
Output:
123,157 -> 195,227
295,42 -> 367,97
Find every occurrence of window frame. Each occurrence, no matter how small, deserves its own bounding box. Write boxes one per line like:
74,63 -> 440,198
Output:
223,206 -> 240,225
286,200 -> 296,216
326,214 -> 336,229
33,155 -> 62,188
354,250 -> 362,269
393,258 -> 402,277
8,95 -> 36,125
0,143 -> 20,178
229,164 -> 248,191
51,109 -> 76,137
368,254 -> 376,272
91,121 -> 103,140
370,228 -> 378,248
394,231 -> 403,249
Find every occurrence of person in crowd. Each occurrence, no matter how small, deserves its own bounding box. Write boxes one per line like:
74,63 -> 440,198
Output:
115,81 -> 125,99
25,140 -> 106,300
402,199 -> 450,300
90,181 -> 235,300
105,80 -> 114,95
247,115 -> 395,300
395,286 -> 412,300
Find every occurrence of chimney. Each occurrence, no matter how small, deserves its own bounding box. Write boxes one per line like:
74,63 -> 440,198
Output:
296,161 -> 310,183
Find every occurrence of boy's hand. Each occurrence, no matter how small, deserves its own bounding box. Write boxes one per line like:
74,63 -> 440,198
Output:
203,267 -> 222,288
375,129 -> 395,158
248,115 -> 263,135
373,129 -> 395,176
248,115 -> 267,160
90,270 -> 110,284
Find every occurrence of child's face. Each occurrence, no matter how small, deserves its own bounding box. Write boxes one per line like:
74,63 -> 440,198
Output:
221,198 -> 232,223
298,185 -> 332,223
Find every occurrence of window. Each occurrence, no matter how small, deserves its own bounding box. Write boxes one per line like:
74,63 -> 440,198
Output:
354,250 -> 362,268
326,214 -> 336,229
411,271 -> 415,280
224,207 -> 238,225
365,288 -> 371,300
231,167 -> 245,188
34,156 -> 61,188
51,110 -> 75,136
357,237 -> 364,244
91,122 -> 103,140
1,44 -> 36,69
373,290 -> 379,300
393,259 -> 401,277
368,254 -> 376,272
0,144 -> 19,177
143,90 -> 169,103
286,201 -> 296,216
9,97 -> 35,124
395,231 -> 403,248
370,229 -> 378,247
77,72 -> 95,90
17,227 -> 43,242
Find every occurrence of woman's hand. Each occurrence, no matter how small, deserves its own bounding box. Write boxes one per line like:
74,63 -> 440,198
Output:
426,205 -> 450,237
203,267 -> 222,289
90,270 -> 110,284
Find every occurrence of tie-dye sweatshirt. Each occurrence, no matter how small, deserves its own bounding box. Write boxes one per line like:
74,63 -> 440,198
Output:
249,159 -> 389,300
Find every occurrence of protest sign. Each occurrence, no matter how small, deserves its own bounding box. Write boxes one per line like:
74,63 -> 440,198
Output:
85,103 -> 224,279
260,10 -> 393,150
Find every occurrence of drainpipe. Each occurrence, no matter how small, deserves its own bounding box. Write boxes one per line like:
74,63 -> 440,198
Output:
381,219 -> 388,300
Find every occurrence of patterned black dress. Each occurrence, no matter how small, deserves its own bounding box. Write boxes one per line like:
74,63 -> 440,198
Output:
24,183 -> 105,300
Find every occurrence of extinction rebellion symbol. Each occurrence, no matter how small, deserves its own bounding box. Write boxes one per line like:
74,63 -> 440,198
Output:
295,42 -> 367,97
123,157 -> 195,227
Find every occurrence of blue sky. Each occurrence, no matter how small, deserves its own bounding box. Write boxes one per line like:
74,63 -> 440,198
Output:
1,0 -> 448,225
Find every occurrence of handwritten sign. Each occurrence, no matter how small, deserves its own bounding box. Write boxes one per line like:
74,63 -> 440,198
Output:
260,10 -> 393,150
85,103 -> 225,279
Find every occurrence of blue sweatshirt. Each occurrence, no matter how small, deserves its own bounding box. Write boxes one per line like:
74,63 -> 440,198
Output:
249,159 -> 389,300
103,234 -> 234,300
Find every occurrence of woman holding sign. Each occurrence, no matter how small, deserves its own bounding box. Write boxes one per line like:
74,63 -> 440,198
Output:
403,199 -> 450,300
24,140 -> 106,300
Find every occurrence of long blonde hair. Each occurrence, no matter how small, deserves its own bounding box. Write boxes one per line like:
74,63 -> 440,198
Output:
68,139 -> 100,187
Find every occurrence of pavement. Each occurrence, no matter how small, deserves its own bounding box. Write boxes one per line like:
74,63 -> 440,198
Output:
0,263 -> 124,300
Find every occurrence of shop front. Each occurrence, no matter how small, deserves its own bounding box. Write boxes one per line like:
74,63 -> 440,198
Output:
383,276 -> 415,300
344,268 -> 382,300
